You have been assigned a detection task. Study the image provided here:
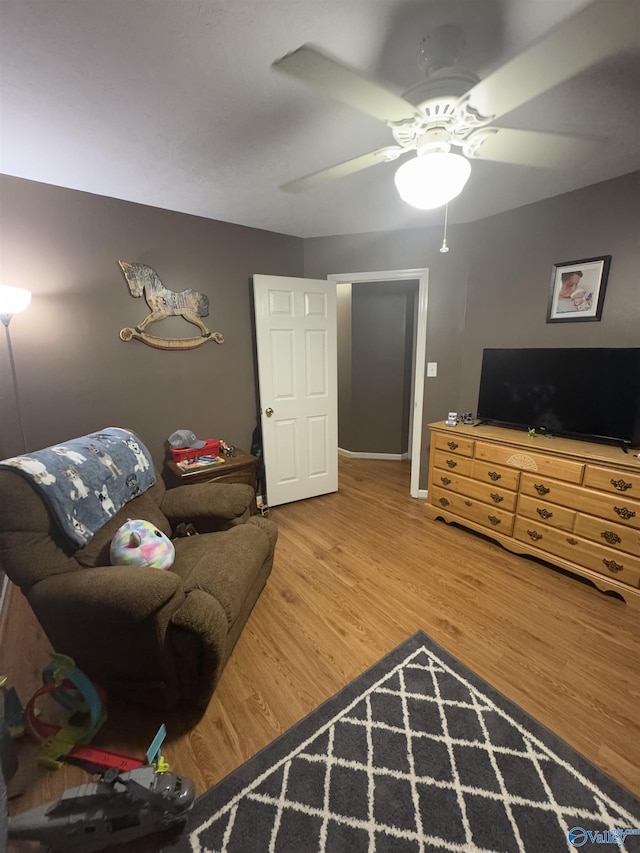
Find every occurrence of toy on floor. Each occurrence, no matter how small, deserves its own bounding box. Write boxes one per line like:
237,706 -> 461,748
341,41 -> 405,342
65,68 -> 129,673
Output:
8,724 -> 195,852
110,519 -> 175,570
1,677 -> 25,794
1,679 -> 25,741
1,677 -> 23,788
23,653 -> 107,770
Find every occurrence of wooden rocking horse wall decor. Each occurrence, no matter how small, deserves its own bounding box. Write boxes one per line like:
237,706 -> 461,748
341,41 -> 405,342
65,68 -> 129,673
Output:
118,261 -> 224,350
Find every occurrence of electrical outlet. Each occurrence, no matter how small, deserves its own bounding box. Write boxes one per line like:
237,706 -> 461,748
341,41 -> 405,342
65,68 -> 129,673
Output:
427,362 -> 438,377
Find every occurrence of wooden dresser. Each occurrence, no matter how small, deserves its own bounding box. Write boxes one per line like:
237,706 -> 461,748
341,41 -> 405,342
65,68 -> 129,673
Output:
425,421 -> 640,610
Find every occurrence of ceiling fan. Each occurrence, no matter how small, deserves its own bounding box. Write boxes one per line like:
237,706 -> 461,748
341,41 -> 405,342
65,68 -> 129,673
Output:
272,0 -> 638,209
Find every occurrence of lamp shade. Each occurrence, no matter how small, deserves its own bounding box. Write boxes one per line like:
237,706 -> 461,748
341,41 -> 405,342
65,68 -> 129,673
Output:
394,152 -> 471,210
0,286 -> 32,318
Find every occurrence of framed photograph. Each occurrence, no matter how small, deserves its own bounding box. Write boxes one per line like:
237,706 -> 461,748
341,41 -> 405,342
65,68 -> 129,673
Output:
546,255 -> 611,323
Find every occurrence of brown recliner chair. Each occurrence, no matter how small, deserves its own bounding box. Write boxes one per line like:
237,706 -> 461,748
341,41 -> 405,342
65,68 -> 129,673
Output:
0,450 -> 277,711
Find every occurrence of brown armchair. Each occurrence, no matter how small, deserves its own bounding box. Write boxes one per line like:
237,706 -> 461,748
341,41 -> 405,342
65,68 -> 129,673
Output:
0,452 -> 277,711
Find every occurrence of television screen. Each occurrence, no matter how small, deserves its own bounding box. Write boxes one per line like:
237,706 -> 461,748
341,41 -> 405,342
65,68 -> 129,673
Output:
476,348 -> 640,447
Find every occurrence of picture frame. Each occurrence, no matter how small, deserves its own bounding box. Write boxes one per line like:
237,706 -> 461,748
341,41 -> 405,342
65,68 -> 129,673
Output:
546,255 -> 611,323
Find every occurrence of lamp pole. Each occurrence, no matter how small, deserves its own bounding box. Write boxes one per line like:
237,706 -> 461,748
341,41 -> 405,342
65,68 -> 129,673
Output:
0,286 -> 31,630
2,316 -> 28,454
0,286 -> 32,455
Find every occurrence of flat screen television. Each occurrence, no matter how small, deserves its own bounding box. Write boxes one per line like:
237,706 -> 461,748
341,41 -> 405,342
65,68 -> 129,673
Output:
476,348 -> 640,449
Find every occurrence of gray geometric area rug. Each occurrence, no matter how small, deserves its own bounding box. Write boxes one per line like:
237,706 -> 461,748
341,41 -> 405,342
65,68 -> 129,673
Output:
163,631 -> 640,852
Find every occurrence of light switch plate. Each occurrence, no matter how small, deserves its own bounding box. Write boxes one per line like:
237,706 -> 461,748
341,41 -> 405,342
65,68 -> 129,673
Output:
427,362 -> 438,377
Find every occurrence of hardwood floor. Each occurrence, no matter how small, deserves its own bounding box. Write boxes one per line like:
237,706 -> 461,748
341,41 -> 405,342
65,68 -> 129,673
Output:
3,456 -> 639,849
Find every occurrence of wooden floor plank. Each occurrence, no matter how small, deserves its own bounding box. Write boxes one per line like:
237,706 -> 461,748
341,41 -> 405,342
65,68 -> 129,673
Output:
2,456 -> 639,851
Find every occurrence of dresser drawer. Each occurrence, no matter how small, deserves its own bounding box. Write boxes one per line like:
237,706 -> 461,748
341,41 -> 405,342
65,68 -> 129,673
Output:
433,473 -> 517,512
584,465 -> 640,498
430,486 -> 514,535
514,518 -> 640,588
475,442 -> 584,483
432,450 -> 473,478
517,494 -> 576,532
520,473 -> 640,530
433,433 -> 474,457
471,459 -> 520,491
574,513 -> 640,557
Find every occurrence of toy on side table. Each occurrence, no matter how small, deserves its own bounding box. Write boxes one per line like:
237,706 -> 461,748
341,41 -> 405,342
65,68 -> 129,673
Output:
8,723 -> 195,851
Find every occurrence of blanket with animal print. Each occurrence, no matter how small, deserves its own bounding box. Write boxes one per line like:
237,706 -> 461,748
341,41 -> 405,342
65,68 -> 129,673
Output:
0,428 -> 156,547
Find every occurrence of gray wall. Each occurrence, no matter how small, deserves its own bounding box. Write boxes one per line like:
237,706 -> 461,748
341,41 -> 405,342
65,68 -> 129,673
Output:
457,171 -> 640,411
304,223 -> 470,482
344,279 -> 417,455
0,176 -> 304,470
336,283 -> 354,451
304,171 -> 640,488
2,171 -> 638,490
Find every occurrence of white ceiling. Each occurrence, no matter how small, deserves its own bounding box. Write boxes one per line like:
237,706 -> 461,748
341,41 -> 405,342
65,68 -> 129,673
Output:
1,0 -> 639,238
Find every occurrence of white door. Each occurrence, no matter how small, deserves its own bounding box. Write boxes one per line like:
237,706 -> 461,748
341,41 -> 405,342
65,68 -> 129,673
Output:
253,275 -> 338,507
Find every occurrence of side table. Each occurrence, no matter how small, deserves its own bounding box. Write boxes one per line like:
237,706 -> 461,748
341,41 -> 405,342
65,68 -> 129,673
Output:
166,450 -> 260,513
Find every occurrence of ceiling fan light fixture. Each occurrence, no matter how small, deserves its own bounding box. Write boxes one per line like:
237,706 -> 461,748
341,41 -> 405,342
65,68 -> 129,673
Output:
394,152 -> 471,210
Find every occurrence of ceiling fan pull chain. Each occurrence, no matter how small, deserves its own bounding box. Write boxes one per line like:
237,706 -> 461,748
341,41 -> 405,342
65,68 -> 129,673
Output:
440,203 -> 450,254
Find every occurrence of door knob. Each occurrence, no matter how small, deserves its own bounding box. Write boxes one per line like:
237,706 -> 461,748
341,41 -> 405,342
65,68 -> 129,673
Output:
265,407 -> 274,417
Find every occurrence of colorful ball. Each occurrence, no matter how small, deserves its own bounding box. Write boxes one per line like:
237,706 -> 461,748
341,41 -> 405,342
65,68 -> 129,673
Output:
110,519 -> 175,570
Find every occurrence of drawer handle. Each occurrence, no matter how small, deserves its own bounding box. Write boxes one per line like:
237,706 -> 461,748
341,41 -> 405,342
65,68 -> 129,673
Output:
447,441 -> 459,450
445,459 -> 457,468
610,478 -> 632,492
490,493 -> 504,503
600,531 -> 621,545
438,497 -> 450,507
534,483 -> 550,496
487,471 -> 501,481
536,508 -> 553,519
566,537 -> 578,545
440,476 -> 452,486
488,515 -> 501,526
527,529 -> 543,541
464,500 -> 472,507
614,506 -> 636,520
603,558 -> 623,574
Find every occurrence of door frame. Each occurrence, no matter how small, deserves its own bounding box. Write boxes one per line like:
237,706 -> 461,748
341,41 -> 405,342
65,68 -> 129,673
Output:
327,268 -> 429,499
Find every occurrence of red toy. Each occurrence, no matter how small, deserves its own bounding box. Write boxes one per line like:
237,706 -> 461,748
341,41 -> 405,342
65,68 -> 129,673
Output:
170,438 -> 220,463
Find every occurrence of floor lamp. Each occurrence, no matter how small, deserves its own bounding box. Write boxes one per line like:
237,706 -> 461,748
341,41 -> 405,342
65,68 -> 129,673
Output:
0,285 -> 32,454
0,285 -> 31,622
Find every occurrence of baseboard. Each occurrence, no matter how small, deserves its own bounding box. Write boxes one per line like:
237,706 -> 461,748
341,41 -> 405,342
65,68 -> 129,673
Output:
338,448 -> 409,461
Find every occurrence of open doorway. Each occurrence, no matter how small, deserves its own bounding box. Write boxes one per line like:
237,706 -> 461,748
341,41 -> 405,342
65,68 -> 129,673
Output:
328,269 -> 428,498
338,279 -> 418,456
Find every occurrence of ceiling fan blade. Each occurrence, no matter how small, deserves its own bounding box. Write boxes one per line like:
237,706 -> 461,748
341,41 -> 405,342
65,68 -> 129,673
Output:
461,0 -> 640,123
272,45 -> 419,124
463,127 -> 601,167
281,146 -> 406,192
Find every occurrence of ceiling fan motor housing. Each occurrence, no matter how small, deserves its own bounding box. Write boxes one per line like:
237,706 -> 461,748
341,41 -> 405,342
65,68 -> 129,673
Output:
391,67 -> 486,151
417,24 -> 467,77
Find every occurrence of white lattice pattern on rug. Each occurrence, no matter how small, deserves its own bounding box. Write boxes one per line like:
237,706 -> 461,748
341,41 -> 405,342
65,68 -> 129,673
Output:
191,646 -> 639,853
